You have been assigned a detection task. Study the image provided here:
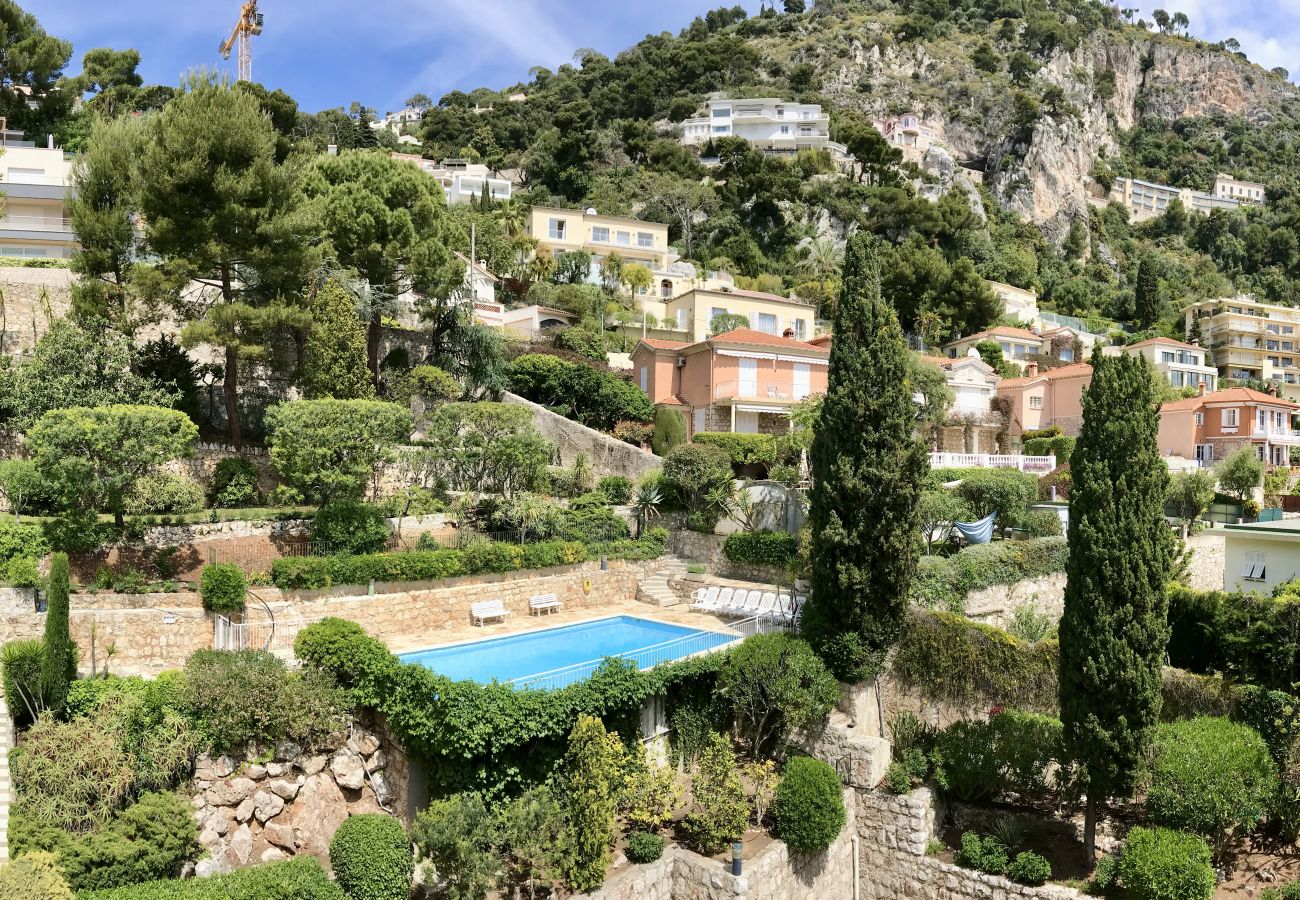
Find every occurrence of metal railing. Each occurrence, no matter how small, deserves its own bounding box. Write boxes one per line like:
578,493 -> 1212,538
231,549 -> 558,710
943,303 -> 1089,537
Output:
213,614 -> 321,659
930,453 -> 1057,473
714,379 -> 807,402
509,613 -> 789,691
0,214 -> 72,232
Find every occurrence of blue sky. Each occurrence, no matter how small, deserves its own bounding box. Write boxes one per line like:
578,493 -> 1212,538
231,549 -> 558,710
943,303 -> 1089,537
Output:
37,1 -> 760,115
34,1 -> 1297,117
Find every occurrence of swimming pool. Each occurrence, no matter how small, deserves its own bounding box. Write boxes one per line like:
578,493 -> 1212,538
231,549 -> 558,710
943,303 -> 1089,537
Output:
399,616 -> 737,689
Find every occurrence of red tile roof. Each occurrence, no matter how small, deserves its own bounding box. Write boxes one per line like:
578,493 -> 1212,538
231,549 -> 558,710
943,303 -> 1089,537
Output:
996,363 -> 1093,388
1128,336 -> 1202,352
949,325 -> 1043,345
1163,387 -> 1300,412
706,327 -> 829,353
636,338 -> 690,351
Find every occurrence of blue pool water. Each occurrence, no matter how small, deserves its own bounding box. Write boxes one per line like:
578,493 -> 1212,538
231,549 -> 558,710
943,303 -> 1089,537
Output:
399,616 -> 735,688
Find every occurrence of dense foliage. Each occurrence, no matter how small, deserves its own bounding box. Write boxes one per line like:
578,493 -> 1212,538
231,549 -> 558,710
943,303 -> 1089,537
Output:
772,756 -> 846,854
722,530 -> 798,569
912,537 -> 1068,611
77,857 -> 345,900
509,354 -> 652,432
328,814 -> 413,900
1115,827 -> 1215,900
198,563 -> 246,614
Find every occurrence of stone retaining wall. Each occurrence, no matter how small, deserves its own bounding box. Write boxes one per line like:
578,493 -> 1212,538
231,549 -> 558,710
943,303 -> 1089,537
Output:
502,391 -> 662,479
578,789 -> 856,900
856,788 -> 1086,900
963,573 -> 1066,627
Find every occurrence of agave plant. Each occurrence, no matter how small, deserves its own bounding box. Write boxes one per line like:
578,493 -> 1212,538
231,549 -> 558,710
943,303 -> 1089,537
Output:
631,483 -> 662,538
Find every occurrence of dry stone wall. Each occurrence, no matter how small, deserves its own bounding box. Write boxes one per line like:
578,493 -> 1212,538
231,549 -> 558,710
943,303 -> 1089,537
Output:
190,721 -> 404,876
964,573 -> 1066,628
501,391 -> 662,479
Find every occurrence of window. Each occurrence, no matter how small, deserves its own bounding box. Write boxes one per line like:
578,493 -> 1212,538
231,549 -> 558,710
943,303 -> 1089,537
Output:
712,126 -> 730,134
793,363 -> 811,401
1161,352 -> 1176,363
676,309 -> 688,330
792,318 -> 807,340
548,218 -> 566,240
616,231 -> 630,246
591,226 -> 609,243
779,125 -> 790,135
694,408 -> 706,434
1242,551 -> 1267,582
713,107 -> 731,118
640,367 -> 647,392
711,306 -> 728,323
660,279 -> 673,299
637,232 -> 654,248
1194,412 -> 1204,425
755,312 -> 777,335
1029,396 -> 1043,409
1171,371 -> 1184,387
1222,408 -> 1239,428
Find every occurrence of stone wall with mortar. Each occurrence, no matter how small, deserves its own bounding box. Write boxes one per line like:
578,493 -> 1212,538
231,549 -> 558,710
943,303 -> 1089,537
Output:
502,391 -> 662,479
856,787 -> 1086,900
578,788 -> 857,900
190,720 -> 406,876
0,559 -> 661,676
963,573 -> 1067,627
0,266 -> 73,355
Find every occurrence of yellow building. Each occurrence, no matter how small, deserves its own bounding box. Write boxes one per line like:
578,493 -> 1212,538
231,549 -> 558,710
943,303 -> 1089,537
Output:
527,206 -> 672,274
622,286 -> 817,344
1185,297 -> 1300,401
0,138 -> 78,260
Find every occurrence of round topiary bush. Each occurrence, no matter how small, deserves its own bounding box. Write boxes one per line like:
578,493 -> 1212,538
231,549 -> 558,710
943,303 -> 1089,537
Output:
1148,716 -> 1276,848
625,830 -> 665,864
199,563 -> 247,613
329,813 -> 413,900
772,756 -> 846,854
1116,826 -> 1214,900
124,472 -> 206,515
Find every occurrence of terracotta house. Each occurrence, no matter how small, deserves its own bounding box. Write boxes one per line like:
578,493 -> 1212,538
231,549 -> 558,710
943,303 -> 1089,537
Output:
1157,386 -> 1300,467
996,362 -> 1093,445
631,328 -> 829,435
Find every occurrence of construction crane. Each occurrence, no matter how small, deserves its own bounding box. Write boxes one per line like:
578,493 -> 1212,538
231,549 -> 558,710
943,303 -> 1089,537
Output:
219,1 -> 263,83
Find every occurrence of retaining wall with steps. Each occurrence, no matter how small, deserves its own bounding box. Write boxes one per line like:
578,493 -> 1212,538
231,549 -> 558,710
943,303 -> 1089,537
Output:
635,555 -> 687,607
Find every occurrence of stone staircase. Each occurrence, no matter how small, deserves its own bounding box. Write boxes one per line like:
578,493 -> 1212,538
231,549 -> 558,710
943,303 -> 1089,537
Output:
636,555 -> 688,607
0,696 -> 12,862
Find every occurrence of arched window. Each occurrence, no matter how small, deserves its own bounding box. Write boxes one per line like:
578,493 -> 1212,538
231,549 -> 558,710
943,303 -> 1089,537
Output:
660,279 -> 673,298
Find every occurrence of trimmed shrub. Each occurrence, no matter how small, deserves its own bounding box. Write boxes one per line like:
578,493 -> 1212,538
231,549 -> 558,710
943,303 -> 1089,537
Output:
1007,851 -> 1051,885
198,563 -> 246,614
651,407 -> 687,456
1022,434 -> 1075,462
77,856 -> 345,900
722,530 -> 798,569
772,756 -> 846,854
209,457 -> 261,508
312,501 -> 392,555
123,473 -> 205,516
932,710 -> 1072,804
1148,717 -> 1276,848
693,432 -> 777,467
0,518 -> 51,566
596,475 -> 634,504
1019,509 -> 1062,537
0,850 -> 73,899
7,555 -> 41,588
956,831 -> 1008,876
625,831 -> 665,864
954,468 -> 1038,534
329,814 -> 413,900
1116,827 -> 1214,900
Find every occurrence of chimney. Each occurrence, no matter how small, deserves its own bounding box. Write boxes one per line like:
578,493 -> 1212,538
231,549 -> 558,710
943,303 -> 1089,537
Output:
1197,381 -> 1208,397
782,327 -> 795,339
1025,361 -> 1039,377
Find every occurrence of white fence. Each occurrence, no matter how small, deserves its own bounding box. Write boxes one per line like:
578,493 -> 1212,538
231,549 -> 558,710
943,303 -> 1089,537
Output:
509,614 -> 790,691
930,453 -> 1057,474
213,614 -> 320,660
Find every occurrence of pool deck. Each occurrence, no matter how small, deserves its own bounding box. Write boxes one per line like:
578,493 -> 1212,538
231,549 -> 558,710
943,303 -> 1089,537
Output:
383,600 -> 734,656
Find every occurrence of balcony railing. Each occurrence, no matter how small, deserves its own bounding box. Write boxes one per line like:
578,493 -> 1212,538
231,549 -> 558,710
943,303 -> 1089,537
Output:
3,173 -> 67,186
0,214 -> 72,233
930,453 -> 1058,473
714,379 -> 808,403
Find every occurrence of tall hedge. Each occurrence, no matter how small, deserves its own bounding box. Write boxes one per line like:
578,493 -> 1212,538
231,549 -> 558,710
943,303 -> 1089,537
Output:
650,407 -> 687,456
1058,351 -> 1174,863
803,233 -> 926,681
41,552 -> 73,715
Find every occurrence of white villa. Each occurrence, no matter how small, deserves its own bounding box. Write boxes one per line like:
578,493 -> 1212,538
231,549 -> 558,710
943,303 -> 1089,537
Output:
680,97 -> 849,161
389,154 -> 513,206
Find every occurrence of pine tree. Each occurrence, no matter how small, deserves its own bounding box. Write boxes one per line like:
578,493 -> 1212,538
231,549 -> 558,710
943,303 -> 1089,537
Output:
1059,349 -> 1174,866
801,234 -> 928,681
301,279 -> 375,400
41,552 -> 73,715
1135,256 -> 1160,330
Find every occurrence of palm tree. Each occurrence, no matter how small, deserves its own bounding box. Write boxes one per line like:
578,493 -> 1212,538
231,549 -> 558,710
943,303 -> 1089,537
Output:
495,199 -> 528,238
527,253 -> 556,284
799,238 -> 844,317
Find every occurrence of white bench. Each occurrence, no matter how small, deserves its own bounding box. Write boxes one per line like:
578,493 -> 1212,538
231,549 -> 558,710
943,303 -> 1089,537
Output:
471,599 -> 510,626
529,593 -> 562,616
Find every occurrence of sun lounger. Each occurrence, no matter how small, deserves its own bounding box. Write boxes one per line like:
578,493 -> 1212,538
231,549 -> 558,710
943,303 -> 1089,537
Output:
691,586 -> 720,610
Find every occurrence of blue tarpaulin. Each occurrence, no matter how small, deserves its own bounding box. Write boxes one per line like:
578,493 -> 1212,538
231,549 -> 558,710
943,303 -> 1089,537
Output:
954,512 -> 996,545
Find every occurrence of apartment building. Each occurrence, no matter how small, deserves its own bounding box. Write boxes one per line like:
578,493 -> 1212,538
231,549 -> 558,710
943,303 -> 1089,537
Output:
1184,297 -> 1300,401
527,207 -> 672,275
1213,173 -> 1266,205
919,352 -> 1004,453
1158,386 -> 1300,467
987,280 -> 1039,322
631,328 -> 829,436
0,135 -> 77,259
390,154 -> 513,205
943,326 -> 1044,369
1108,176 -> 1245,220
628,287 -> 816,344
1116,337 -> 1218,393
873,112 -> 939,159
680,97 -> 848,160
997,363 -> 1093,443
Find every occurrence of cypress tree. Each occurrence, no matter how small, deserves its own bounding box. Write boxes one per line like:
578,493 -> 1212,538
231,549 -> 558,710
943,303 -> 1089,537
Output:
801,234 -> 927,681
650,407 -> 687,456
301,279 -> 375,400
41,552 -> 73,715
1135,256 -> 1159,330
479,180 -> 492,210
1059,349 -> 1174,865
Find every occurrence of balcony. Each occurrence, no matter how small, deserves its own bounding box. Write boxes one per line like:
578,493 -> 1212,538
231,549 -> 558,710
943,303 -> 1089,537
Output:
0,214 -> 72,234
714,379 -> 807,405
1253,428 -> 1300,443
930,453 -> 1057,473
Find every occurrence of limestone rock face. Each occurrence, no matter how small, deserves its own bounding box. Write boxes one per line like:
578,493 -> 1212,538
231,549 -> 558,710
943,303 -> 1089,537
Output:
268,779 -> 301,801
253,790 -> 285,823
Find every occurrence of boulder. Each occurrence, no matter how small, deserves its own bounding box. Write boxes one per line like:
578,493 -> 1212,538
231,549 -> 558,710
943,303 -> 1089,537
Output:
194,857 -> 224,879
207,776 -> 257,808
368,749 -> 387,771
234,795 -> 257,824
198,827 -> 223,848
297,754 -> 328,776
275,740 -> 304,762
264,824 -> 297,851
246,764 -> 267,781
266,762 -> 287,778
284,774 -> 351,861
268,779 -> 300,801
260,847 -> 289,863
213,755 -> 237,778
330,749 -> 366,791
349,729 -> 381,757
228,824 -> 253,866
253,790 -> 285,823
